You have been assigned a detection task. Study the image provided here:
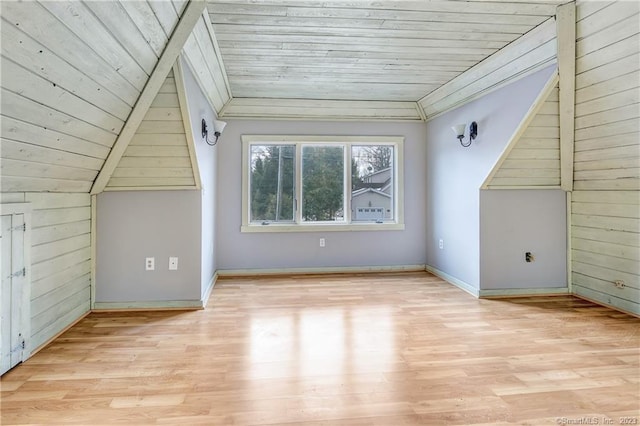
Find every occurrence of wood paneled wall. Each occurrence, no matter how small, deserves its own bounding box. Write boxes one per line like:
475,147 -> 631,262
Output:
486,85 -> 561,188
571,0 -> 639,314
106,70 -> 197,190
0,0 -> 184,353
0,0 -> 184,192
1,193 -> 91,352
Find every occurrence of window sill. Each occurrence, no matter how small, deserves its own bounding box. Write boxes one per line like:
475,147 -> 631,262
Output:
240,223 -> 405,233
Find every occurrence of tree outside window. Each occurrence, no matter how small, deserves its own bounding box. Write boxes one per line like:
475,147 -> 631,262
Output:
243,136 -> 403,231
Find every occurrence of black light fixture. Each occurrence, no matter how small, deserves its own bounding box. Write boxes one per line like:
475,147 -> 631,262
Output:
451,121 -> 478,147
201,118 -> 227,146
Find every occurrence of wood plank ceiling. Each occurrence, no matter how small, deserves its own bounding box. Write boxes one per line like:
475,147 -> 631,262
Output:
207,0 -> 569,102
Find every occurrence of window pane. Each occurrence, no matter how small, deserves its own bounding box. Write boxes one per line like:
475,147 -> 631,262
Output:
250,145 -> 295,222
302,145 -> 344,222
351,145 -> 394,221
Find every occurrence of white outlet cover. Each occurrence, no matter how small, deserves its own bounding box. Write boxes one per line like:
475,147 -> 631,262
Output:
169,257 -> 178,270
145,257 -> 155,271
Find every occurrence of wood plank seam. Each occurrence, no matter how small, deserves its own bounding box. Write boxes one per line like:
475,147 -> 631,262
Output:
482,71 -> 560,189
90,0 -> 207,195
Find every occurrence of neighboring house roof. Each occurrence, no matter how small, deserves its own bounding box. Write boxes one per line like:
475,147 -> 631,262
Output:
362,167 -> 391,183
364,167 -> 391,178
358,167 -> 392,193
352,187 -> 392,199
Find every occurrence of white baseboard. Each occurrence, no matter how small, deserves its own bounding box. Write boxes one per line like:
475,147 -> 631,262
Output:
201,272 -> 218,308
217,264 -> 427,277
425,265 -> 480,297
92,275 -> 219,312
479,287 -> 569,298
93,300 -> 203,311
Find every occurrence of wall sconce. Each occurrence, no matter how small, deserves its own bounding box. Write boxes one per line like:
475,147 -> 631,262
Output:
201,118 -> 227,146
451,121 -> 478,147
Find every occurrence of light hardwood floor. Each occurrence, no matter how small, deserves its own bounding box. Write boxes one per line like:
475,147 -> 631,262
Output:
1,272 -> 639,425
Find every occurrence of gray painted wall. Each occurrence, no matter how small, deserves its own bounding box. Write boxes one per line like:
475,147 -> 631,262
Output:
425,65 -> 556,289
181,59 -> 217,298
479,189 -> 567,290
216,120 -> 427,271
95,62 -> 220,305
95,190 -> 202,302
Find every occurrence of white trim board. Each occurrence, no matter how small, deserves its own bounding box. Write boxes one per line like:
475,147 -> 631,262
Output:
240,134 -> 405,232
90,0 -> 207,195
173,58 -> 203,190
103,186 -> 201,192
202,9 -> 232,98
419,17 -> 557,120
479,287 -> 569,298
566,191 -> 572,295
90,194 -> 97,310
481,70 -> 559,189
93,300 -> 204,311
201,271 -> 218,308
92,272 -> 218,311
217,264 -> 427,277
556,2 -> 576,192
486,186 -> 562,190
240,223 -> 405,233
425,265 -> 480,298
426,265 -> 569,299
220,98 -> 424,121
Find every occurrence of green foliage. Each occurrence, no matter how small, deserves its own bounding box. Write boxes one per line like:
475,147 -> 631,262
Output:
302,146 -> 344,221
251,144 -> 392,223
250,145 -> 295,221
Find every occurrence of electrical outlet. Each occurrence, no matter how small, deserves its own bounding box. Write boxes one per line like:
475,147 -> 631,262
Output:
614,280 -> 625,289
525,252 -> 534,263
319,238 -> 325,248
169,257 -> 178,271
439,239 -> 444,250
145,257 -> 155,271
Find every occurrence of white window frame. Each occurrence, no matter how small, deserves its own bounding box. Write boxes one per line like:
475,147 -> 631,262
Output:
241,135 -> 405,233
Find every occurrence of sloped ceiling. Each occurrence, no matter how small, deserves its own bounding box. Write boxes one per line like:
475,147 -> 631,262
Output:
0,0 -> 200,194
206,0 -> 568,102
1,0 -> 570,194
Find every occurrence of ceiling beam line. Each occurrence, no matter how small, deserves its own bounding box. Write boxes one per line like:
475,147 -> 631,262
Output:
418,17 -> 556,120
202,9 -> 233,99
90,0 -> 207,195
173,58 -> 203,190
219,98 -> 424,121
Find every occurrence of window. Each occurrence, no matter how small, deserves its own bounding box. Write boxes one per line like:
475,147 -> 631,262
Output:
242,136 -> 404,232
249,145 -> 295,222
302,145 -> 344,222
